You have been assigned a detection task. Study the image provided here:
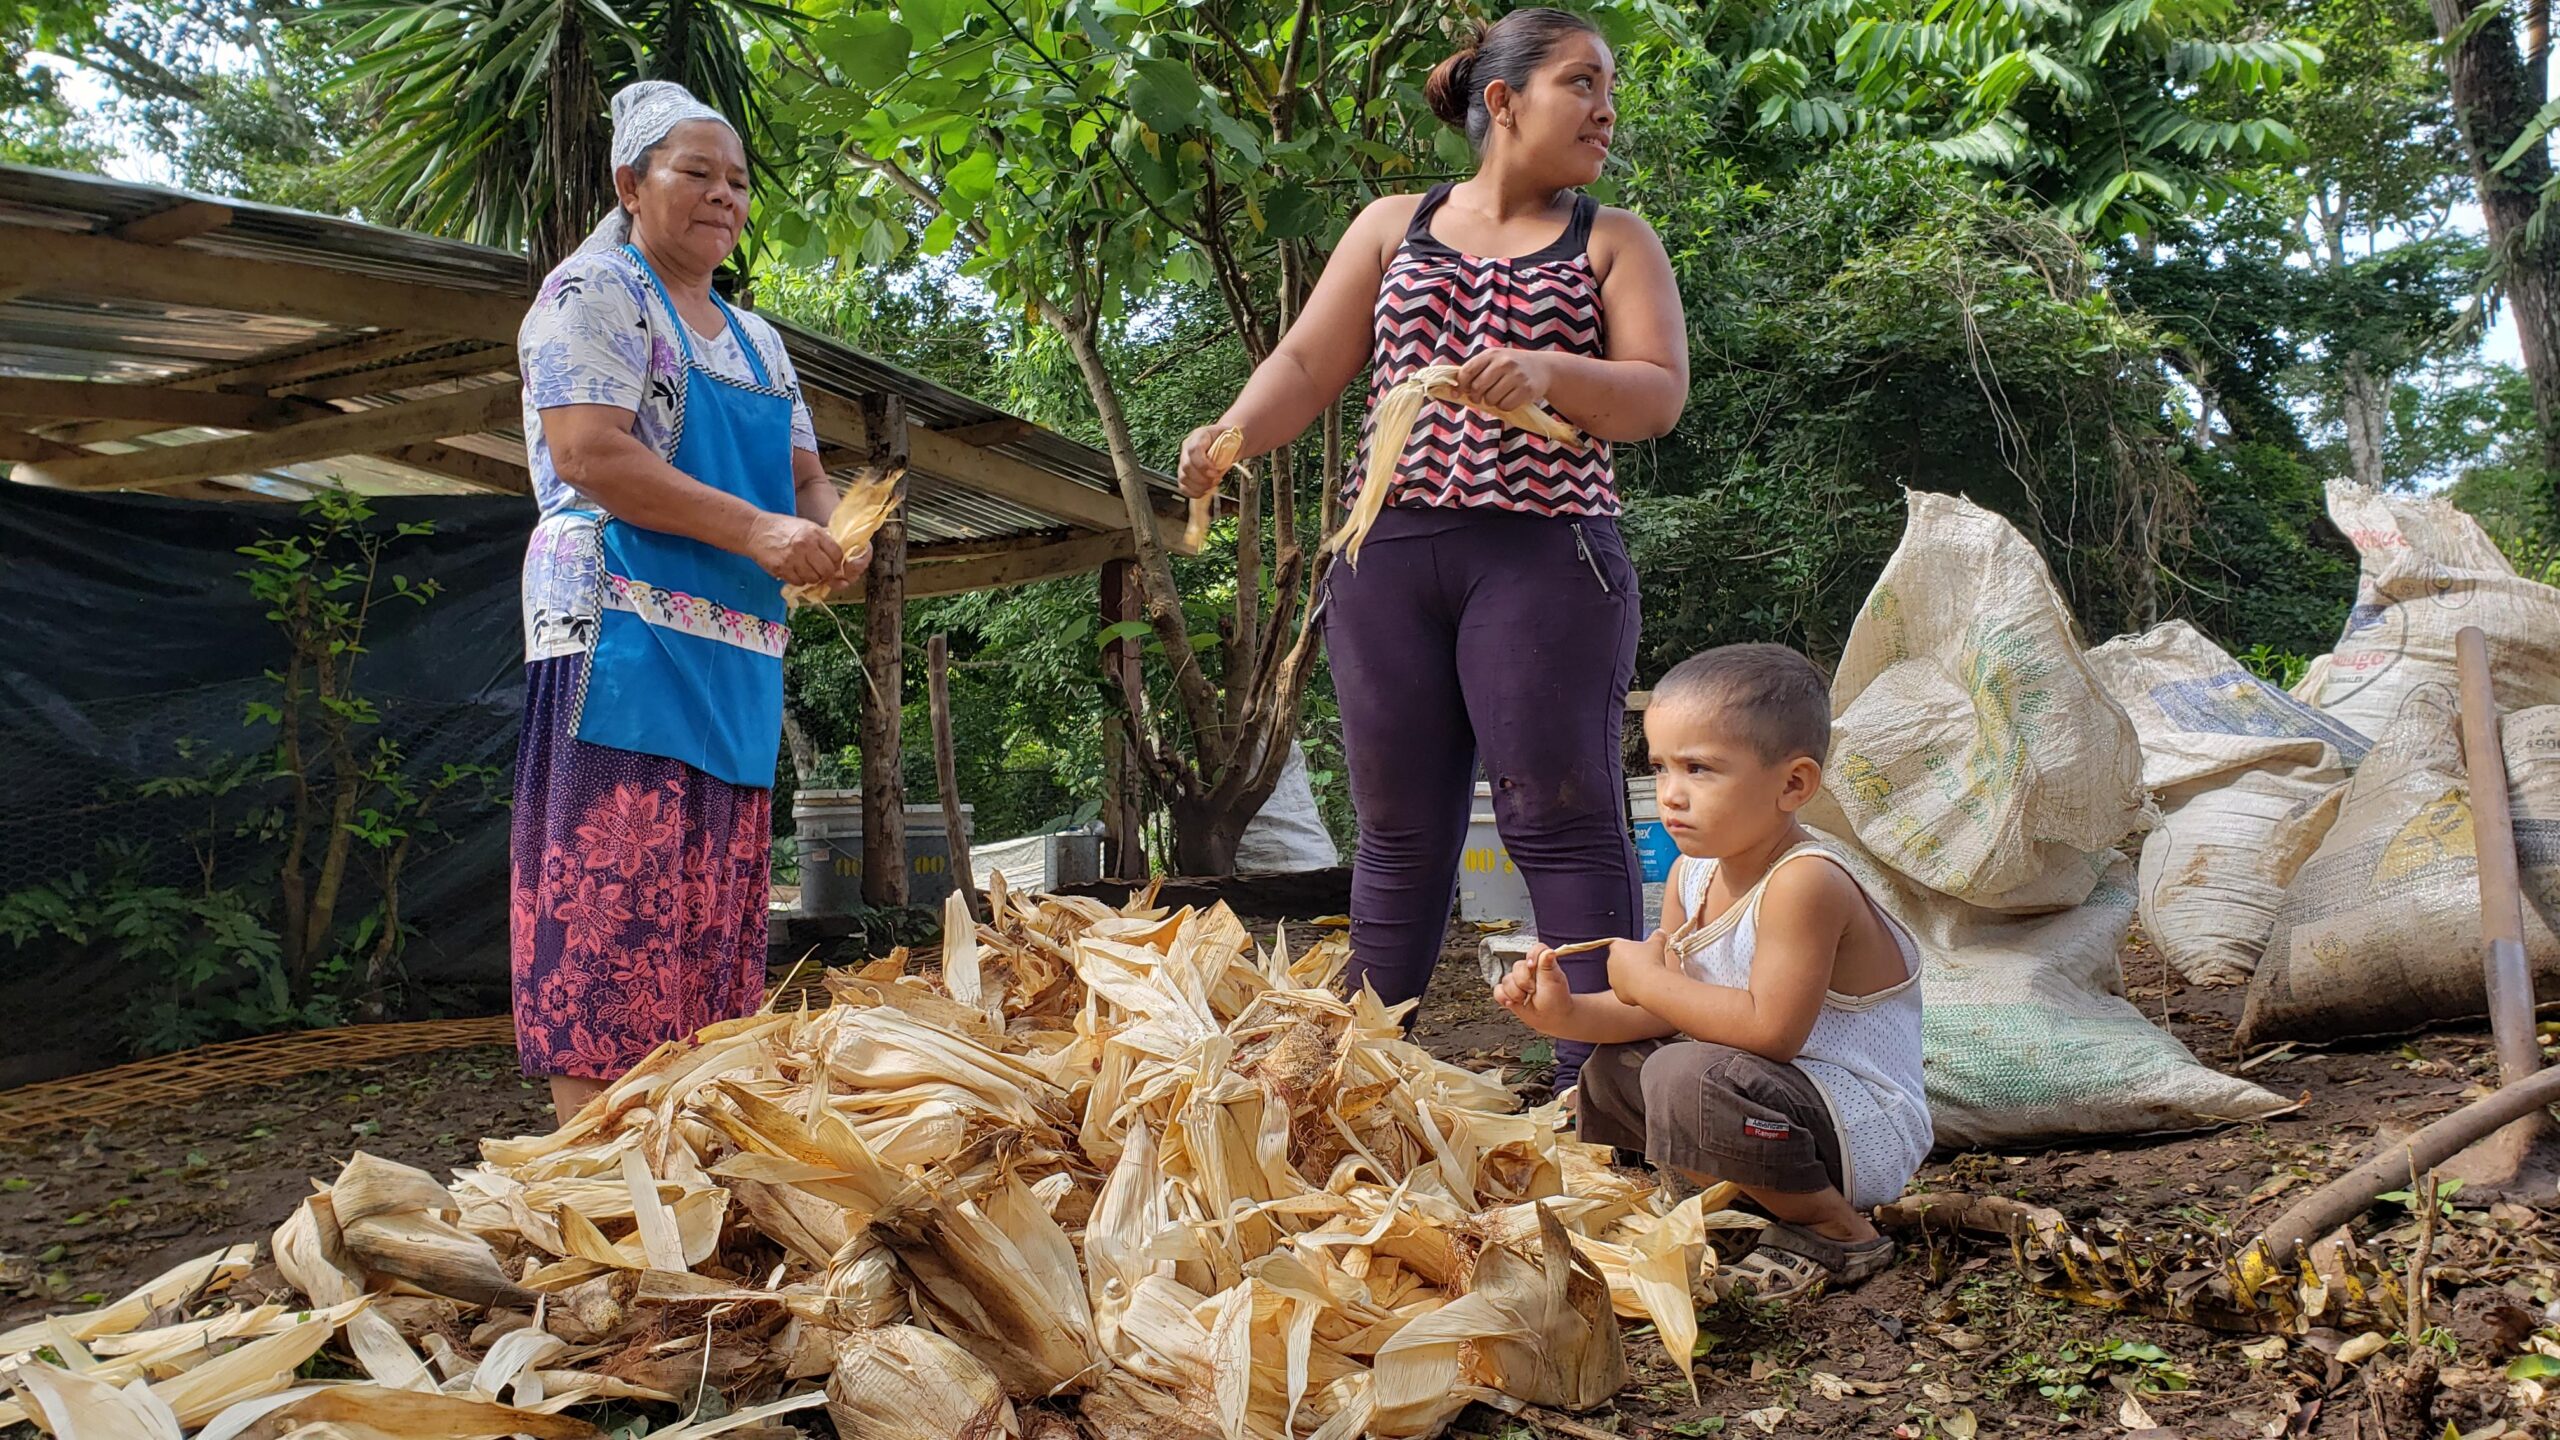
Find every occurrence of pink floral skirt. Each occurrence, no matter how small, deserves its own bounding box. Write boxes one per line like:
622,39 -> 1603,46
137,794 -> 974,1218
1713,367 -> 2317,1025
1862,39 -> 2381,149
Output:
509,655 -> 769,1079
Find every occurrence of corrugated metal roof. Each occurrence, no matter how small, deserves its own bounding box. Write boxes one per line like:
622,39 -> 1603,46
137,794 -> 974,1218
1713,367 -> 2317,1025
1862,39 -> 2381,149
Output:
0,164 -> 1177,534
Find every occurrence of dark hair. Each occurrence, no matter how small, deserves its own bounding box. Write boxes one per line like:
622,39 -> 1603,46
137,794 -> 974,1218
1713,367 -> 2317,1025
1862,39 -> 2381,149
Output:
1653,643 -> 1834,765
1423,8 -> 1605,151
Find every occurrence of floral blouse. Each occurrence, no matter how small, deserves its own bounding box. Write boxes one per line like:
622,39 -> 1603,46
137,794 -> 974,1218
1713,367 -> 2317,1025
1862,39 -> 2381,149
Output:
516,248 -> 818,663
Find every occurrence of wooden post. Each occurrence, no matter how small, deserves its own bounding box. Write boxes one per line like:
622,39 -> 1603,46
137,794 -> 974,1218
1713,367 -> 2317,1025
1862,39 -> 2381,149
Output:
860,394 -> 911,909
1100,557 -> 1147,879
927,631 -> 982,920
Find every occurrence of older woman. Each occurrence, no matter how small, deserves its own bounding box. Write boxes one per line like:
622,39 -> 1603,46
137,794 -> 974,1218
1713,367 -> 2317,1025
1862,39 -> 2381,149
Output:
510,81 -> 865,1124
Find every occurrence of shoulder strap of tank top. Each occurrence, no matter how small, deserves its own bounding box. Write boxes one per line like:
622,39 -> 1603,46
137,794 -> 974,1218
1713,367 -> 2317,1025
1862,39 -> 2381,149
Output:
1730,842 -> 1835,924
1403,184 -> 1455,245
1756,842 -> 1925,1000
1562,191 -> 1598,258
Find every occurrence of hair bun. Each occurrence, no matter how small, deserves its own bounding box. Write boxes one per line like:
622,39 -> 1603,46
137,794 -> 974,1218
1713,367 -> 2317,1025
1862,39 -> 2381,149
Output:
1423,21 -> 1491,129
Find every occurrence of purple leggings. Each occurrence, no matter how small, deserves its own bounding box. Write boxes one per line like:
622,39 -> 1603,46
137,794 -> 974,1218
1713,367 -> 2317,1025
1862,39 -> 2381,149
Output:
1324,504 -> 1642,1092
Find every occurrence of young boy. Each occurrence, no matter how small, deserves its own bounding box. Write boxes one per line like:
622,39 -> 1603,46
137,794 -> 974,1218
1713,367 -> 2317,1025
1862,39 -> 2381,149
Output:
1494,643 -> 1929,1300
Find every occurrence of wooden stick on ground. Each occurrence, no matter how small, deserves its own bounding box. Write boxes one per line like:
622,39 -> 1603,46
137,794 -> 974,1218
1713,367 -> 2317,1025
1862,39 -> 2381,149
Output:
2252,1064 -> 2560,1261
926,632 -> 982,922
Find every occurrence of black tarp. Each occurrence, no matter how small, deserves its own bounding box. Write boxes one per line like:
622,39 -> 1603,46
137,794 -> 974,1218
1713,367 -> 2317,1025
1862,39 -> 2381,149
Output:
0,485 -> 528,1083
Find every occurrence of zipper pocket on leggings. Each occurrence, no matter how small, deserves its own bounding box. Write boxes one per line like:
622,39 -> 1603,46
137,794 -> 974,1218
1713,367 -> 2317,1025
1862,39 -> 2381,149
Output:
1571,522 -> 1613,594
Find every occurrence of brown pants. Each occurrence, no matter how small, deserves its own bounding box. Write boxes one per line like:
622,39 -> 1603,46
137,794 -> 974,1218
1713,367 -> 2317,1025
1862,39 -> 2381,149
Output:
1576,1038 -> 1844,1195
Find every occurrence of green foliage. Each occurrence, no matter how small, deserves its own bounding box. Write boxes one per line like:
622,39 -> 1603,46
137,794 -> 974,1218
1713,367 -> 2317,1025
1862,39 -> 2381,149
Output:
2444,364 -> 2560,570
0,843 -> 310,1056
2235,642 -> 2313,690
331,0 -> 795,268
2171,441 -> 2356,655
2003,1336 -> 2190,1417
0,62 -> 115,169
1619,140 -> 2189,665
1693,0 -> 2322,237
2,490 -> 508,1053
3,0 -> 371,208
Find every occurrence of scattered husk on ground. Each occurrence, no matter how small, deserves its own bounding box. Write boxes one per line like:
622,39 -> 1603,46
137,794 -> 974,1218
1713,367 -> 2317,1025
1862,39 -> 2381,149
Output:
1,885 -> 1746,1438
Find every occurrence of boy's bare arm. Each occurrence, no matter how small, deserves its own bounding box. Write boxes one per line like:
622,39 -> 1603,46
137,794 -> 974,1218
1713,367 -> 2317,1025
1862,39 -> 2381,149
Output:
1608,861 -> 1853,1062
1494,947 -> 1679,1045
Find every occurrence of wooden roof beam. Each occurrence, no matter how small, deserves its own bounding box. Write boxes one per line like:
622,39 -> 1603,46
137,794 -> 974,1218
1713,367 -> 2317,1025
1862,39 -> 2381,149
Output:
906,529 -> 1080,563
0,377 -> 304,430
192,331 -> 460,392
12,384 -> 521,492
106,201 -> 235,246
0,430 -> 84,464
375,440 -> 530,496
906,529 -> 1138,598
805,389 -> 1174,537
11,229 -> 525,346
282,346 -> 516,401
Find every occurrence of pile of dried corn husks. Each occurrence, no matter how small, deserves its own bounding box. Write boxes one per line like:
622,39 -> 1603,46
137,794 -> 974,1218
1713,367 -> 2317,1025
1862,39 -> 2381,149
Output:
2,885 -> 1750,1440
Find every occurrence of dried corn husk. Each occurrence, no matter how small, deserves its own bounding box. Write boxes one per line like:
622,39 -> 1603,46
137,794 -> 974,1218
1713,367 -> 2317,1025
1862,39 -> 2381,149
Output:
17,886 -> 1736,1440
783,464 -> 905,606
11,1364 -> 183,1440
1185,427 -> 1243,552
210,1385 -> 602,1439
1330,364 -> 1585,568
825,1325 -> 1017,1440
0,1246 -> 253,1356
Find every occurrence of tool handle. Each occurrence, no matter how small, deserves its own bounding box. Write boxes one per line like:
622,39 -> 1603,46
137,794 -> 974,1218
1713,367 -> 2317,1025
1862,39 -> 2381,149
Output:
2457,624 -> 2538,1086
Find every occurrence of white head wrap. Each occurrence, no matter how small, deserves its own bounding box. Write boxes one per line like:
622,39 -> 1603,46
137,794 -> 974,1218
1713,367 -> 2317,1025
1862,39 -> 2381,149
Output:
574,80 -> 740,258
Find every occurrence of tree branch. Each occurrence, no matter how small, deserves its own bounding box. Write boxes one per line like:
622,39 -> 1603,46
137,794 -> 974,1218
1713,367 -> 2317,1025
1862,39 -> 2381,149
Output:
1276,0 -> 1319,107
843,146 -> 991,250
1193,9 -> 1276,111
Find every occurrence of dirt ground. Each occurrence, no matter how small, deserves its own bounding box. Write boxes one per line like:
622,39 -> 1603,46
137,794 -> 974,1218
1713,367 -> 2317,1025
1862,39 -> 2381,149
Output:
4,923 -> 2557,1439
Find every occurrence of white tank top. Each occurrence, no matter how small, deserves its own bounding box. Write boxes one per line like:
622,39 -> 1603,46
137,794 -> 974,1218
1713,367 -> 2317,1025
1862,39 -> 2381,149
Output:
1673,843 -> 1933,1209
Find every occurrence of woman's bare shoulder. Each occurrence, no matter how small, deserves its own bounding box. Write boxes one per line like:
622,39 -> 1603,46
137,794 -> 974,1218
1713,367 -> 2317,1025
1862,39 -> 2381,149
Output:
1588,204 -> 1667,271
1342,192 -> 1430,262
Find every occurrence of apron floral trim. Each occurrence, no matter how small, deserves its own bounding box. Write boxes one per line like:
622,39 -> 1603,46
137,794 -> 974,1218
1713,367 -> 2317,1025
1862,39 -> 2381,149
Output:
601,571 -> 791,657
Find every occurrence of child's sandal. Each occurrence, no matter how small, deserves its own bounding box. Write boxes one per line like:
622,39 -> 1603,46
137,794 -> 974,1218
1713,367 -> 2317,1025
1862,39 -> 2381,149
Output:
1710,1220 -> 1894,1304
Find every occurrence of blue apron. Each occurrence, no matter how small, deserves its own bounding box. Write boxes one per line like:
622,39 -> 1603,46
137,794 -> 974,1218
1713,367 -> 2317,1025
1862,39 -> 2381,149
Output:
573,244 -> 796,789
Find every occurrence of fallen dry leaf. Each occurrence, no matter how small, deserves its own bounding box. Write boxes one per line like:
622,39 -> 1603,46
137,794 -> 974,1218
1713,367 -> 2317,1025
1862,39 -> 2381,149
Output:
1743,1405 -> 1788,1434
1943,1408 -> 1979,1440
2118,1389 -> 2157,1430
2242,1336 -> 2287,1364
2337,1331 -> 2391,1365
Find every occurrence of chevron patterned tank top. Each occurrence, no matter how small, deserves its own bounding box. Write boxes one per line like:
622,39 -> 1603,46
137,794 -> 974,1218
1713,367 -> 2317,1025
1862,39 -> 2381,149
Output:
1349,183 -> 1615,517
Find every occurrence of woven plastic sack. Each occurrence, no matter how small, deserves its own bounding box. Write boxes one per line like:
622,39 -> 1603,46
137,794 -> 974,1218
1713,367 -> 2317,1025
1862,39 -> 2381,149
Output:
2087,622 -> 2361,985
2306,481 -> 2560,745
1803,491 -> 2149,913
2238,692 -> 2560,1047
1234,741 -> 1341,874
1813,832 -> 2292,1146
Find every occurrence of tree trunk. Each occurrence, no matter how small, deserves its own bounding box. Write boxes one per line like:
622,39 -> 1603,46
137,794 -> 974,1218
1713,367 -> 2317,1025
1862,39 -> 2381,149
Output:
859,399 -> 910,908
2341,354 -> 2390,488
1099,558 -> 1147,879
359,837 -> 411,1023
2433,0 -> 2560,494
925,632 -> 981,919
1049,304 -> 1223,739
1166,791 -> 1252,877
534,0 -> 606,280
781,705 -> 820,787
